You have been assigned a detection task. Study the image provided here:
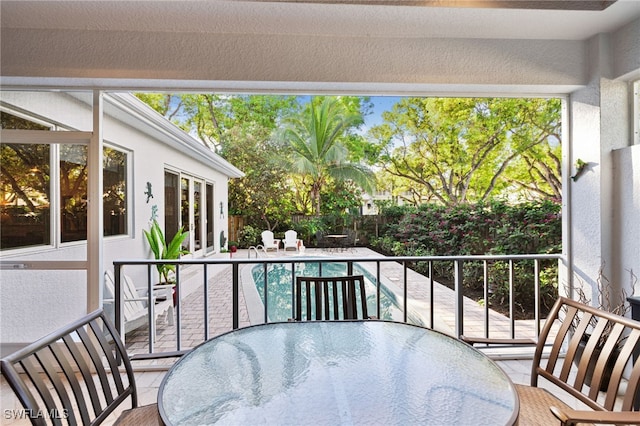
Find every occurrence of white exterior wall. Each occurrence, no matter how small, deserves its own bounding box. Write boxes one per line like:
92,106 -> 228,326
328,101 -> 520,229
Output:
568,29 -> 640,307
0,91 -> 237,345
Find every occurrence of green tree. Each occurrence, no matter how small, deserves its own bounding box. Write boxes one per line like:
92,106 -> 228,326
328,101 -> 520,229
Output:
371,98 -> 561,206
282,97 -> 376,215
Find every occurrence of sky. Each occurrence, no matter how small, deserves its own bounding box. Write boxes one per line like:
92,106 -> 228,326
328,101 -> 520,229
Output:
368,96 -> 401,127
295,94 -> 402,130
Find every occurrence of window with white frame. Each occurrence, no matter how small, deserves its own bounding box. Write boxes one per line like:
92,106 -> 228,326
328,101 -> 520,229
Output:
0,111 -> 129,251
103,146 -> 128,237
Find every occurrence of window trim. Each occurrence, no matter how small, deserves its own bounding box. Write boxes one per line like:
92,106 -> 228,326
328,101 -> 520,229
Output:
1,132 -> 133,252
1,128 -> 90,253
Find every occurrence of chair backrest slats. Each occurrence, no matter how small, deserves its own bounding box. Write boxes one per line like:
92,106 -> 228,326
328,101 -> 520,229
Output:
587,322 -> 625,401
295,275 -> 368,321
573,316 -> 609,390
558,309 -> 590,382
104,271 -> 146,322
62,332 -> 104,417
20,357 -> 60,426
341,280 -> 350,319
122,275 -> 146,314
331,281 -> 339,319
35,349 -> 79,426
540,304 -> 575,381
1,309 -> 138,426
610,328 -> 640,410
622,355 -> 640,411
77,326 -> 115,406
531,296 -> 640,414
49,343 -> 91,424
88,320 -> 126,395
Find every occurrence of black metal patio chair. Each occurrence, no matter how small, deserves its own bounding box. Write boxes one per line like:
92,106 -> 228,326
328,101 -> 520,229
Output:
1,309 -> 177,425
294,275 -> 372,321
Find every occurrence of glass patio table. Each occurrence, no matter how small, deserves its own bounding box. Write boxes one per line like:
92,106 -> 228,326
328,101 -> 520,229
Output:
158,320 -> 519,425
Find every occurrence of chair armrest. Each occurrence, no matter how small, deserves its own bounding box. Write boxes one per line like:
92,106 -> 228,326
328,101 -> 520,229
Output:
137,284 -> 174,299
152,284 -> 175,299
550,406 -> 640,425
459,335 -> 537,346
152,283 -> 175,289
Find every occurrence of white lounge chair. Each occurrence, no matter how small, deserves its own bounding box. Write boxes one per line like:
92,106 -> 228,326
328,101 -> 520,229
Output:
104,270 -> 174,343
261,230 -> 280,253
283,229 -> 300,252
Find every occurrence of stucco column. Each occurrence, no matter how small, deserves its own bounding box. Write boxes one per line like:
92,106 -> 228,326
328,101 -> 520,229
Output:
569,34 -> 635,307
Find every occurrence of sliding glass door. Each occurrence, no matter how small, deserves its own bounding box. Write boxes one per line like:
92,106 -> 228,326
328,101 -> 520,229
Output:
165,170 -> 214,257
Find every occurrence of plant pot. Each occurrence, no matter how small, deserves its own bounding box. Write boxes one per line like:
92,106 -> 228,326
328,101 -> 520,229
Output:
230,245 -> 237,253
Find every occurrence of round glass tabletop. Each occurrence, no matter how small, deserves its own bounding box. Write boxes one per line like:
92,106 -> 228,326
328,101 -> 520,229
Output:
158,320 -> 518,425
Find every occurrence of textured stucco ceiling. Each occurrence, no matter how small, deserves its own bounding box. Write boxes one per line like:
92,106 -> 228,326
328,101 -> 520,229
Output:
2,0 -> 639,41
1,0 -> 639,93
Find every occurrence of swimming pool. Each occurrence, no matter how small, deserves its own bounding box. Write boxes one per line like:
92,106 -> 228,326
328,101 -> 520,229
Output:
248,260 -> 426,325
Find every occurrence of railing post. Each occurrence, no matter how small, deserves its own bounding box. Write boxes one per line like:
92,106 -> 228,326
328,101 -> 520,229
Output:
454,260 -> 464,337
263,263 -> 269,324
484,261 -> 489,338
203,264 -> 209,341
376,261 -> 381,319
429,261 -> 434,329
114,263 -> 123,341
148,264 -> 155,353
534,259 -> 540,337
403,261 -> 408,324
175,264 -> 181,351
232,262 -> 239,329
509,260 -> 515,339
291,263 -> 296,321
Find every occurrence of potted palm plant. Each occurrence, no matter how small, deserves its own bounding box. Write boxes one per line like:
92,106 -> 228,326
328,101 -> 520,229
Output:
143,220 -> 189,304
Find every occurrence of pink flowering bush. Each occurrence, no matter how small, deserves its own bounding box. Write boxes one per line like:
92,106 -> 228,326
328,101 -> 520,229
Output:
370,200 -> 561,316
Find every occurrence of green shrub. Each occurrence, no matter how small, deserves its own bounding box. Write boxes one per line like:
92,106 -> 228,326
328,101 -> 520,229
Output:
238,225 -> 261,248
293,217 -> 327,246
370,200 -> 561,317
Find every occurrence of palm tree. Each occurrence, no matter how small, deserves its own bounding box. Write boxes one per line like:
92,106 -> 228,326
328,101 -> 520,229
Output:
283,97 -> 376,215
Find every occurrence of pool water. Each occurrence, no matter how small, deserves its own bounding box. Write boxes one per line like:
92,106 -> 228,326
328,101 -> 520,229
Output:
251,261 -> 425,325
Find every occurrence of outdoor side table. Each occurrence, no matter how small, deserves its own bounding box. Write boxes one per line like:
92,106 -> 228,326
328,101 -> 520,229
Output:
325,234 -> 348,252
158,320 -> 519,425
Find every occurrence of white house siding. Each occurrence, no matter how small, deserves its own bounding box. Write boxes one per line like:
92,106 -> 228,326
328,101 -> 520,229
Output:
0,91 -> 242,347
